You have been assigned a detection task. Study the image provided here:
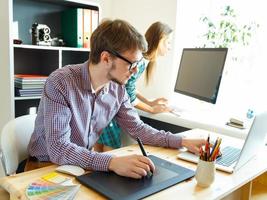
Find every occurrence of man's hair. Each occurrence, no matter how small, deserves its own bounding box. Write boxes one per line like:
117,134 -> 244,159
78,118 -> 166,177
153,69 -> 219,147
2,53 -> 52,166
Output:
89,19 -> 147,64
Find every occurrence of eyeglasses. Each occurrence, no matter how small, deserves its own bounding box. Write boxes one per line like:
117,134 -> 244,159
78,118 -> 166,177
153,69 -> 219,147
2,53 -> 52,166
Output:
106,49 -> 143,71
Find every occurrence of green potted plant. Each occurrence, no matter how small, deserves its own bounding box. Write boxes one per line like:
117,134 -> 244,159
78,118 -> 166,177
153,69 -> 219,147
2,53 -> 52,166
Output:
199,5 -> 259,50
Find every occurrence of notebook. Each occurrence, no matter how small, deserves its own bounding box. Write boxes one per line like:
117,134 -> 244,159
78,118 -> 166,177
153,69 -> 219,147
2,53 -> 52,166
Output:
76,155 -> 195,200
177,111 -> 267,173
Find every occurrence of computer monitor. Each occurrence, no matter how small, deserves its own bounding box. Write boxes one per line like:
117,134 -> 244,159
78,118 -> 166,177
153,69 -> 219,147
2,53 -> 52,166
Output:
174,48 -> 227,104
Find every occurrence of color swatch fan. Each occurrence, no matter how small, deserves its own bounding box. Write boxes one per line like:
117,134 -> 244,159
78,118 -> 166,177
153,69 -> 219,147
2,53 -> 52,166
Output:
26,173 -> 80,200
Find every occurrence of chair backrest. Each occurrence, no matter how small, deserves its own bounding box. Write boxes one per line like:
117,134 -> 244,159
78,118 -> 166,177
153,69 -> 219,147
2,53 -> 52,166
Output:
0,114 -> 36,175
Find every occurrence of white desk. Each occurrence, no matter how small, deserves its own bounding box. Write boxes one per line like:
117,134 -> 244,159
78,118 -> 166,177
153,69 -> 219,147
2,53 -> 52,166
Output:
138,108 -> 253,139
1,129 -> 266,200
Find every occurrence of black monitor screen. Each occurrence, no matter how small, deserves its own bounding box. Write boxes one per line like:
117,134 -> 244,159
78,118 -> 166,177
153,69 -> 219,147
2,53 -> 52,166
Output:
174,48 -> 227,104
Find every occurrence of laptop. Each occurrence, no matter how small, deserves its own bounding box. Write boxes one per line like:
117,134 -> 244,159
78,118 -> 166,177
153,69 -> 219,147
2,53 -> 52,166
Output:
177,111 -> 267,173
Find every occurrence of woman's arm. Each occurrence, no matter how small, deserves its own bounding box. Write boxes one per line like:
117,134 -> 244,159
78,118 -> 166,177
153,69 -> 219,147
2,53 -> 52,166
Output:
136,92 -> 151,105
135,91 -> 170,114
135,92 -> 170,114
136,92 -> 168,106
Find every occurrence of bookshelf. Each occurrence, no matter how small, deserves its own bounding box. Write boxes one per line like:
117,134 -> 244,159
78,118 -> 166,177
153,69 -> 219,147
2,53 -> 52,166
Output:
14,44 -> 90,116
1,0 -> 100,120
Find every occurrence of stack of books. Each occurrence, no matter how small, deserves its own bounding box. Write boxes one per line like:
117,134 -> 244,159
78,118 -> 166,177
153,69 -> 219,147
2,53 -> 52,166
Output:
14,74 -> 48,97
26,172 -> 80,200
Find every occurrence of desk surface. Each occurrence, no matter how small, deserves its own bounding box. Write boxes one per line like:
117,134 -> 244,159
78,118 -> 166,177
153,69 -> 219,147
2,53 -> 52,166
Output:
138,108 -> 254,139
1,129 -> 267,200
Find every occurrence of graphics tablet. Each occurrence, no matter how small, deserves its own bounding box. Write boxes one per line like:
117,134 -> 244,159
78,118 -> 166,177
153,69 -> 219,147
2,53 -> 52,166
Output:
76,155 -> 195,200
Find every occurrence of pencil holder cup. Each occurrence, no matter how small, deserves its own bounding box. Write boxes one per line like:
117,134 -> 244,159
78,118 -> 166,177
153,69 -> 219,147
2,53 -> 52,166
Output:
195,159 -> 215,187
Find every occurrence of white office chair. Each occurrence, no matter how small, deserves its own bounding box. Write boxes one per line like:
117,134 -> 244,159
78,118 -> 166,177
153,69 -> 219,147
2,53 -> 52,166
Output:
0,114 -> 36,176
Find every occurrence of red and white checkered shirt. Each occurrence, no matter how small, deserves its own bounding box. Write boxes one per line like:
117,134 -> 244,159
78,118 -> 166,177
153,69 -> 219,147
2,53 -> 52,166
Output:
28,61 -> 182,171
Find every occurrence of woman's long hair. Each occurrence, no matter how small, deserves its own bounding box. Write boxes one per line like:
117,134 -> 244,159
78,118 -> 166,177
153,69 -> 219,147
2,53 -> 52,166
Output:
143,22 -> 173,85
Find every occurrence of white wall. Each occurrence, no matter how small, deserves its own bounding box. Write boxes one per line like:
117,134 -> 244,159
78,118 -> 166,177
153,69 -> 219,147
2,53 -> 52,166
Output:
0,0 -> 14,132
84,0 -> 112,20
88,0 -> 180,100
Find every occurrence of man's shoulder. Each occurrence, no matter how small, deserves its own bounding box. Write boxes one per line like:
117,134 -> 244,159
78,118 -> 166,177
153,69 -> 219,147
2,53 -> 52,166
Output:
48,63 -> 84,83
56,63 -> 83,75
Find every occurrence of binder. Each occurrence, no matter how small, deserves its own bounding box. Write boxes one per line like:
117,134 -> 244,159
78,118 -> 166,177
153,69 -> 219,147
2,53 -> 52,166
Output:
61,8 -> 83,48
91,10 -> 99,33
83,9 -> 92,48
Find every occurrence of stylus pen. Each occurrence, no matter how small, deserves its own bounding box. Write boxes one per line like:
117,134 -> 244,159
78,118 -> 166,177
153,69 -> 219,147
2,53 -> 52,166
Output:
137,137 -> 148,156
136,137 -> 153,176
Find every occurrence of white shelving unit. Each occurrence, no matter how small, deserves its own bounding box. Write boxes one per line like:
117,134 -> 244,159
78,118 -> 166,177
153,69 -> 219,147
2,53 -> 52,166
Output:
14,96 -> 42,101
0,0 -> 99,126
13,44 -> 90,52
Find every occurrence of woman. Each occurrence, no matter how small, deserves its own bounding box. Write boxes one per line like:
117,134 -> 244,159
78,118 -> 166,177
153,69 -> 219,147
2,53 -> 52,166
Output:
95,21 -> 173,151
127,21 -> 173,113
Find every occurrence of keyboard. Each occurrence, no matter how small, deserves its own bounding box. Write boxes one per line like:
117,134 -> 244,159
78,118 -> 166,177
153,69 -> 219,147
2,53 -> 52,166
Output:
216,146 -> 241,167
169,106 -> 185,117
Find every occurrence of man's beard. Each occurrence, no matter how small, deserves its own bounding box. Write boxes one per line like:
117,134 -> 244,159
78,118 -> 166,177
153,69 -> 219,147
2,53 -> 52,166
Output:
109,62 -> 125,85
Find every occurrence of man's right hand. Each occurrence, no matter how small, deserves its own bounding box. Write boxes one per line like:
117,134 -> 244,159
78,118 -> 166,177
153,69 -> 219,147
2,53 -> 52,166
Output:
108,155 -> 155,179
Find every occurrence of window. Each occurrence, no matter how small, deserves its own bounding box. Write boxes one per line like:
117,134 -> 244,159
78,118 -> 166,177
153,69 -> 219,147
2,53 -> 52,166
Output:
176,0 -> 267,112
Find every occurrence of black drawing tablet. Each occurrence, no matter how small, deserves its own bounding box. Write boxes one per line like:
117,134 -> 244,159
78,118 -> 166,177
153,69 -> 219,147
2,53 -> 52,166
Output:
76,155 -> 195,200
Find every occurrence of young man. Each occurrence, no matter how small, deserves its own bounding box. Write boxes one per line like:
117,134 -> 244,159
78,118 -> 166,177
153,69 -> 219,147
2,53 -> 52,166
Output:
28,19 -> 205,179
